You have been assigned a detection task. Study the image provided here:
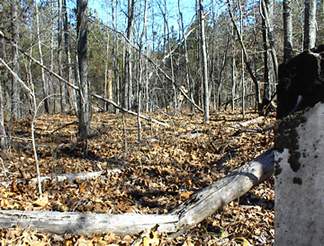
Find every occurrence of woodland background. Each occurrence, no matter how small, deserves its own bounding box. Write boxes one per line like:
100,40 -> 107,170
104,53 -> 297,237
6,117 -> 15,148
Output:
0,0 -> 323,245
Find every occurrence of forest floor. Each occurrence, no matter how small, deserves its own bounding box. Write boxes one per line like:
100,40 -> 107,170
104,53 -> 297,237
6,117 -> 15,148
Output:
0,109 -> 275,245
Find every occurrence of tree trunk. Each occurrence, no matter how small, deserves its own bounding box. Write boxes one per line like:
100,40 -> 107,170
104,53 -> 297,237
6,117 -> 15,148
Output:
50,0 -> 56,113
10,1 -> 20,120
227,0 -> 261,110
104,27 -> 111,111
199,0 -> 209,123
303,0 -> 317,50
261,0 -> 275,102
0,27 -> 7,149
111,0 -> 120,114
178,0 -> 192,112
63,0 -> 72,112
58,0 -> 66,113
76,0 -> 91,140
238,0 -> 245,117
136,0 -> 148,142
283,0 -> 293,62
124,0 -> 135,110
231,56 -> 236,111
35,0 -> 49,114
319,0 -> 324,43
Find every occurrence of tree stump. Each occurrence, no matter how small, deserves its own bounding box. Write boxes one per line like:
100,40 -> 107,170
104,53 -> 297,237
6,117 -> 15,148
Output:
275,46 -> 324,246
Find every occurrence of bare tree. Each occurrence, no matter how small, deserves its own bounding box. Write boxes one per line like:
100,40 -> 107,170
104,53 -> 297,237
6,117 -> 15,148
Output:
0,38 -> 6,149
62,0 -> 72,112
124,0 -> 135,109
303,0 -> 317,50
137,0 -> 148,142
178,0 -> 193,112
261,0 -> 276,102
104,15 -> 111,111
319,0 -> 324,42
77,0 -> 91,140
231,25 -> 236,111
227,0 -> 261,110
238,0 -> 245,116
58,0 -> 63,111
283,0 -> 293,62
199,0 -> 209,122
10,1 -> 20,120
159,0 -> 177,111
35,0 -> 49,114
111,0 -> 120,113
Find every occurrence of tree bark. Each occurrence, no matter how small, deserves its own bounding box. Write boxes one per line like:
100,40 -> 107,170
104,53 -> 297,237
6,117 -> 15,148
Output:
104,28 -> 111,111
0,150 -> 274,235
0,28 -> 7,149
283,0 -> 293,62
35,0 -> 49,114
62,0 -> 72,112
231,56 -> 236,111
58,0 -> 67,113
178,0 -> 193,112
111,0 -> 120,113
238,0 -> 245,116
124,0 -> 135,110
199,0 -> 209,122
77,0 -> 91,140
10,1 -> 20,120
319,0 -> 324,43
261,0 -> 276,102
303,0 -> 317,50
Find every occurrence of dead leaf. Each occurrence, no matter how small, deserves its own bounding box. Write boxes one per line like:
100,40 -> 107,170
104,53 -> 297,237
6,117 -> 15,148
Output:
235,237 -> 252,246
33,194 -> 49,208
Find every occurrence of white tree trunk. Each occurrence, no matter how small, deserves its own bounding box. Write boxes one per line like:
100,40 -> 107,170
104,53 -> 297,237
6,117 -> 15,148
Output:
275,102 -> 324,246
199,0 -> 209,122
283,0 -> 293,62
35,0 -> 49,114
303,0 -> 317,50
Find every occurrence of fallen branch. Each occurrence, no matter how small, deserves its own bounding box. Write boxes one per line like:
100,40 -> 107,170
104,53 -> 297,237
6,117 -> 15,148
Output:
231,124 -> 274,136
0,170 -> 121,187
173,149 -> 274,229
232,116 -> 265,128
50,121 -> 78,134
0,150 -> 274,235
29,169 -> 121,183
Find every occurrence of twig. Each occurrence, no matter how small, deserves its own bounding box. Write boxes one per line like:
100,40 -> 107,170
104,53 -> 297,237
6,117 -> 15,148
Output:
50,121 -> 78,134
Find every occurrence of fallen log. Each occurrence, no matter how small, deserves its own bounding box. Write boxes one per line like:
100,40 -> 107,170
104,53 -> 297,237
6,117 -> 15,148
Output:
0,170 -> 121,187
0,150 -> 274,235
173,149 -> 274,228
0,211 -> 178,235
232,116 -> 265,128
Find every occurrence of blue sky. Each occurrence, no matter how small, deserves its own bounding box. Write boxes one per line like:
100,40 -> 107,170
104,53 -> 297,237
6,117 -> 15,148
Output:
88,0 -> 200,32
67,0 -> 225,49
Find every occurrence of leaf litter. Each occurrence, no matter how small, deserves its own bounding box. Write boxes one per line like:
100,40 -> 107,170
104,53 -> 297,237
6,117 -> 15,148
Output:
0,110 -> 275,245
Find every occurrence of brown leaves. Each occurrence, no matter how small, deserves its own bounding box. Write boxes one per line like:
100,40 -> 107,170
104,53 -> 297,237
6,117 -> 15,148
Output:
1,111 -> 275,245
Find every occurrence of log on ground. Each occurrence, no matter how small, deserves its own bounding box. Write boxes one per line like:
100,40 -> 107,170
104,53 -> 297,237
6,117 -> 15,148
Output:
0,150 -> 274,235
0,170 -> 121,187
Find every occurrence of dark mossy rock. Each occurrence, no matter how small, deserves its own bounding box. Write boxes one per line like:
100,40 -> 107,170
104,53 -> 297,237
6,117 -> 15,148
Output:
277,45 -> 324,119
